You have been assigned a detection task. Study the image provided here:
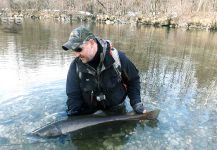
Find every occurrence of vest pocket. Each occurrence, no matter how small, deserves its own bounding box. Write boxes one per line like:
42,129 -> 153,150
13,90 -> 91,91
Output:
79,74 -> 97,92
105,83 -> 127,107
101,73 -> 120,89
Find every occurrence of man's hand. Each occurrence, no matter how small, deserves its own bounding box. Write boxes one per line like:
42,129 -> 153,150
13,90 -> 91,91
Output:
132,102 -> 146,114
143,109 -> 147,113
66,109 -> 79,116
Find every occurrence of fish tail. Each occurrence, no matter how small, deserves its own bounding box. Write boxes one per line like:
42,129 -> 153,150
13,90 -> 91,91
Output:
143,109 -> 160,120
129,109 -> 160,120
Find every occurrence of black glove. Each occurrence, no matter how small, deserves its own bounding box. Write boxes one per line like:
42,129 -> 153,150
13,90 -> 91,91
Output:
66,109 -> 79,116
132,102 -> 145,114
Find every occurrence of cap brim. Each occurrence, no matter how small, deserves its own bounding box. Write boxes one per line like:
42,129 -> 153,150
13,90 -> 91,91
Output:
62,41 -> 72,51
62,40 -> 82,51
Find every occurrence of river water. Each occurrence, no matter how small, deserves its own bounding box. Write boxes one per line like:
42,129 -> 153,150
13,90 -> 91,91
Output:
0,19 -> 217,150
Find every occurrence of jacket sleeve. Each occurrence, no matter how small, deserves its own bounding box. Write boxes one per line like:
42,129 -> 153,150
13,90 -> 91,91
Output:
66,59 -> 83,116
118,51 -> 142,107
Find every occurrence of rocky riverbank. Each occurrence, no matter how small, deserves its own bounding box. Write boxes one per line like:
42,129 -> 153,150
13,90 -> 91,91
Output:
1,9 -> 217,31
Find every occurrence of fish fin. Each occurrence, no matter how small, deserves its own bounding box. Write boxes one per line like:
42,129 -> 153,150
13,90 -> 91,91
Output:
93,110 -> 107,116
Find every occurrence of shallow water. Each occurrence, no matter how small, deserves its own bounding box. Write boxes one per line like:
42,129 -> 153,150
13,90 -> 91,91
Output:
0,20 -> 217,150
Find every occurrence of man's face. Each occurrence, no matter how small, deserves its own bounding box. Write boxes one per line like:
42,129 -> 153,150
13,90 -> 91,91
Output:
74,40 -> 96,63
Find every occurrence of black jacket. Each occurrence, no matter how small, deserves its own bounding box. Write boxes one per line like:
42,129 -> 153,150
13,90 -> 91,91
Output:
66,38 -> 142,115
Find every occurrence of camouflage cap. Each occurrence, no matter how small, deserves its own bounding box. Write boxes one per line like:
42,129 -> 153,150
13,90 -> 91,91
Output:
62,26 -> 95,51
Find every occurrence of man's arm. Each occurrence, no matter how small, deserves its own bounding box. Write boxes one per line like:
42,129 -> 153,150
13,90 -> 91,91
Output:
66,60 -> 83,116
119,51 -> 146,114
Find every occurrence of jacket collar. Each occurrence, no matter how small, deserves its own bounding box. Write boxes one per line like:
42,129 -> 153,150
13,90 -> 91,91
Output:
97,38 -> 115,69
76,38 -> 115,75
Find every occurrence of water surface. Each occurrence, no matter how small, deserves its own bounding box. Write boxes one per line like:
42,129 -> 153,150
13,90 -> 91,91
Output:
0,20 -> 217,149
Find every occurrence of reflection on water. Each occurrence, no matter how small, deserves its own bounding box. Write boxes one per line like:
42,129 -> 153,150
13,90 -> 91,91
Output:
0,20 -> 217,149
0,23 -> 23,34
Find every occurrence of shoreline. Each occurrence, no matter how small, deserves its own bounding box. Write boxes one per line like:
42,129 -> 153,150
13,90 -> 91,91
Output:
0,9 -> 217,31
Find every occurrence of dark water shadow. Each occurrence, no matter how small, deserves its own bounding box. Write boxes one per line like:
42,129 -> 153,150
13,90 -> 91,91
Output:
68,119 -> 159,150
0,23 -> 23,34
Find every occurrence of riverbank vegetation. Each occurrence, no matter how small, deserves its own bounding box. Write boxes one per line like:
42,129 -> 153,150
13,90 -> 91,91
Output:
1,0 -> 217,30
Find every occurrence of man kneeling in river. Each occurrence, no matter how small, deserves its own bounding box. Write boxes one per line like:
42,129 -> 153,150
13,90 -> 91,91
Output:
62,26 -> 146,116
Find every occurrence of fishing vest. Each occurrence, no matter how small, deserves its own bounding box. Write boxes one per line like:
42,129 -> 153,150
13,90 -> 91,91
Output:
74,39 -> 127,109
76,41 -> 122,81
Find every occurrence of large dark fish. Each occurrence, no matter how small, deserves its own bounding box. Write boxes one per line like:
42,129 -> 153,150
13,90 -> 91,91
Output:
32,109 -> 160,137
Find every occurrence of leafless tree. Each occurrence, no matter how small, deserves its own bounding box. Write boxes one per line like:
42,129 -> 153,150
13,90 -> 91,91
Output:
2,0 -> 217,15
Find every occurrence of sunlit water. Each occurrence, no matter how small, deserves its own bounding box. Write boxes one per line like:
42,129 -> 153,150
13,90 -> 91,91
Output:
0,19 -> 217,150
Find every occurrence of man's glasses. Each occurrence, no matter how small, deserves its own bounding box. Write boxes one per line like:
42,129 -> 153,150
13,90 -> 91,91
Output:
74,47 -> 83,52
74,42 -> 86,52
